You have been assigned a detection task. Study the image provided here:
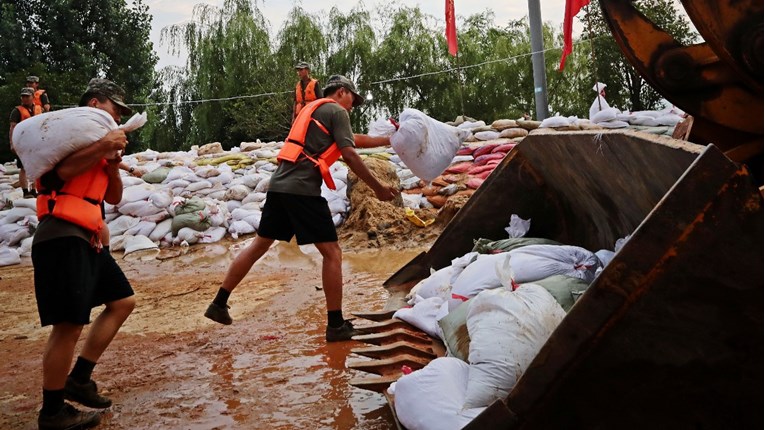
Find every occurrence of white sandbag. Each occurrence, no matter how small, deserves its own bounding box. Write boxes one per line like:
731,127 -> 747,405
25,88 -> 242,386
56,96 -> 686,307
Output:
164,166 -> 196,182
539,116 -> 572,128
148,190 -> 173,209
0,246 -> 21,266
655,113 -> 682,126
228,220 -> 256,239
407,266 -> 454,303
390,108 -> 470,182
332,213 -> 343,227
198,226 -> 227,244
242,213 -> 262,231
457,120 -> 486,129
464,285 -> 566,409
124,220 -> 157,237
451,253 -> 509,301
185,180 -> 212,192
11,108 -> 147,181
240,174 -> 265,189
18,236 -> 33,257
327,198 -> 348,215
149,218 -> 173,242
224,184 -> 250,201
141,211 -> 171,223
590,106 -> 620,124
241,192 -> 267,205
473,130 -> 501,141
166,179 -> 190,189
401,193 -> 421,209
175,227 -> 203,244
120,183 -> 155,204
123,235 -> 158,255
109,234 -> 127,251
195,166 -> 221,178
598,120 -> 630,129
108,215 -> 140,236
120,176 -> 145,187
368,117 -> 398,137
0,207 -> 36,224
254,177 -> 270,193
10,198 -> 36,210
500,244 -> 600,284
628,115 -> 661,126
393,296 -> 445,339
118,200 -> 166,217
596,249 -> 616,267
0,223 -> 30,246
392,357 -> 485,430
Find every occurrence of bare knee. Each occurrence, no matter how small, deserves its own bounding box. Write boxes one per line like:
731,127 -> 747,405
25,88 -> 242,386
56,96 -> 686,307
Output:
105,296 -> 135,318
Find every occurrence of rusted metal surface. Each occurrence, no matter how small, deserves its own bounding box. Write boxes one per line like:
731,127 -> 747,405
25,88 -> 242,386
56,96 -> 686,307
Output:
599,0 -> 762,176
386,130 -> 703,287
460,143 -> 763,429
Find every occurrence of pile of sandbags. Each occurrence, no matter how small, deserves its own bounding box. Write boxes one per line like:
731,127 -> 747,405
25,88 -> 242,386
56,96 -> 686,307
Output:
388,216 -> 634,428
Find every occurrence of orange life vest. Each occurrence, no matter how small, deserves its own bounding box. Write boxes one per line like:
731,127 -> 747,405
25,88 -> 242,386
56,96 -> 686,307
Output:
295,79 -> 318,115
36,159 -> 109,235
277,98 -> 343,190
33,89 -> 46,108
17,104 -> 42,121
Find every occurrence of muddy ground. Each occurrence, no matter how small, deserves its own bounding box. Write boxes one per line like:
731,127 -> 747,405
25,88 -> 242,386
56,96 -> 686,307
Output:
0,235 -> 435,430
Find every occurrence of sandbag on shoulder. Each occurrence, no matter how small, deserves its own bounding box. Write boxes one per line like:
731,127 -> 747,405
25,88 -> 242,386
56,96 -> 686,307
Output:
12,107 -> 147,181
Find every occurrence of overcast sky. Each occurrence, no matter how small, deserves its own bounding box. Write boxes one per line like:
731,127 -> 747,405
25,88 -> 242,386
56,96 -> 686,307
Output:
146,0 -> 570,69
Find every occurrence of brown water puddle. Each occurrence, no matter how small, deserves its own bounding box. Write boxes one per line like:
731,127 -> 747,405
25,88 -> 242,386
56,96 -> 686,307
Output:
0,241 -> 425,429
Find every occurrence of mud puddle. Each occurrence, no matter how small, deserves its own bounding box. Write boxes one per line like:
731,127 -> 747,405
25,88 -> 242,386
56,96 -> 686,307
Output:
0,241 -> 426,429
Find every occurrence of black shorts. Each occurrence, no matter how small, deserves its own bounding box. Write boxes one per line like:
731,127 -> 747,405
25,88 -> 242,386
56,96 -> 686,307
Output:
32,237 -> 134,326
258,191 -> 338,245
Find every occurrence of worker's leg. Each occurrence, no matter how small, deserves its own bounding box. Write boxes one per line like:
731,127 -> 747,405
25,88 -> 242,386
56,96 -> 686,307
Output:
221,235 -> 275,293
314,241 -> 343,311
79,296 -> 134,363
43,323 -> 83,391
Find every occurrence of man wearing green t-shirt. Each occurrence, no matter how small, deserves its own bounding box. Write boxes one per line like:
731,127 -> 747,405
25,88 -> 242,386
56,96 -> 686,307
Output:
205,75 -> 398,341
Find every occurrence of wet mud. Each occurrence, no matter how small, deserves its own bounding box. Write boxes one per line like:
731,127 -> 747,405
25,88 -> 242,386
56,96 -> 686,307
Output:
0,240 -> 427,429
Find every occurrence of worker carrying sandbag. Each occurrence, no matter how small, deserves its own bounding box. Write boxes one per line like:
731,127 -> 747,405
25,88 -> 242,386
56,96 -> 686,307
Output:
11,82 -> 147,182
369,109 -> 470,182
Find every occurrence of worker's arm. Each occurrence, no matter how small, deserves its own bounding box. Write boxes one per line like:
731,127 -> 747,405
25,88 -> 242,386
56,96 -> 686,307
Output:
340,146 -> 398,201
353,134 -> 391,149
55,129 -> 127,181
9,122 -> 17,151
118,162 -> 143,177
103,158 -> 124,204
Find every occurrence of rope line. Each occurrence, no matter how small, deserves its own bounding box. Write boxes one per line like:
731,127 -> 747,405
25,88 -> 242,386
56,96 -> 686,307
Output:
53,37 -> 601,109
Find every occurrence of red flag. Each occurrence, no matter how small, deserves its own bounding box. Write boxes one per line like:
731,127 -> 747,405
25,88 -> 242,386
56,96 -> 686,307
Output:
559,0 -> 590,71
445,0 -> 458,56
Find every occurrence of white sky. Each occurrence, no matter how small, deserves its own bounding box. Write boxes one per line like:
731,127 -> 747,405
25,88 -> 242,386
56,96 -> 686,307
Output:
146,0 -> 570,69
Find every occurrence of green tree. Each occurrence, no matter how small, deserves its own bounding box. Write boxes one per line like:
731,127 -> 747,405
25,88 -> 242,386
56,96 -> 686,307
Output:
0,0 -> 156,161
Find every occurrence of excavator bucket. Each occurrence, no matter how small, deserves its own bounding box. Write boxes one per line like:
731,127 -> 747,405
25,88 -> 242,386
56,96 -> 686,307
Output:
371,130 -> 762,428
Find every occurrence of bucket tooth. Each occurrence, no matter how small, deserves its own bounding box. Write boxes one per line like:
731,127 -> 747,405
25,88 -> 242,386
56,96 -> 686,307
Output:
354,318 -> 415,334
347,354 -> 431,376
351,340 -> 437,360
349,374 -> 400,393
352,310 -> 396,322
352,328 -> 432,346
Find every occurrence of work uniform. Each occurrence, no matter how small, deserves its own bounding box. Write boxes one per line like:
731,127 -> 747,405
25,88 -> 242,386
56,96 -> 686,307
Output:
261,101 -> 355,245
294,79 -> 323,117
32,167 -> 133,326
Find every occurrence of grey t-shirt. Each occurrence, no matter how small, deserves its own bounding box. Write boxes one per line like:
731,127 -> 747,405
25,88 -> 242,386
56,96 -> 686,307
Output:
269,102 -> 355,196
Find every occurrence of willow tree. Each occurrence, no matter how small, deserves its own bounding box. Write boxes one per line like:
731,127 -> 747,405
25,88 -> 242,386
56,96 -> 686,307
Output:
324,4 -> 377,130
160,0 -> 280,147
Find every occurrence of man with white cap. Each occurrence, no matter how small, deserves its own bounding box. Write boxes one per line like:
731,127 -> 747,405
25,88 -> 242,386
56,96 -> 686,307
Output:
589,82 -> 610,120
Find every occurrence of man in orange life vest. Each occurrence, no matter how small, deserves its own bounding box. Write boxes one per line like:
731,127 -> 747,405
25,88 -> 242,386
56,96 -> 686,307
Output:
292,61 -> 323,122
205,75 -> 399,342
26,75 -> 51,112
9,87 -> 43,197
33,79 -> 136,430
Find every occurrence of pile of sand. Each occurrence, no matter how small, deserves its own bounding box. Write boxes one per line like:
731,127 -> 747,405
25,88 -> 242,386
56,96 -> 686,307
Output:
339,158 -> 451,249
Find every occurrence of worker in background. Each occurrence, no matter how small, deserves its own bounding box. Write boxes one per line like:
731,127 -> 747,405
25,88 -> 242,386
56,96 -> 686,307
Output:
293,61 -> 322,123
589,82 -> 610,120
9,87 -> 43,198
26,75 -> 51,112
205,75 -> 399,342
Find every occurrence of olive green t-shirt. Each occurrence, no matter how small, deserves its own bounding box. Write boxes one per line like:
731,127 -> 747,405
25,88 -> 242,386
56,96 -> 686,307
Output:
269,102 -> 355,196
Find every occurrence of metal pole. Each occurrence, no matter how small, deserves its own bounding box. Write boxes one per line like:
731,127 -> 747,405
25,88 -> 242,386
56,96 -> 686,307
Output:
528,0 -> 549,120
